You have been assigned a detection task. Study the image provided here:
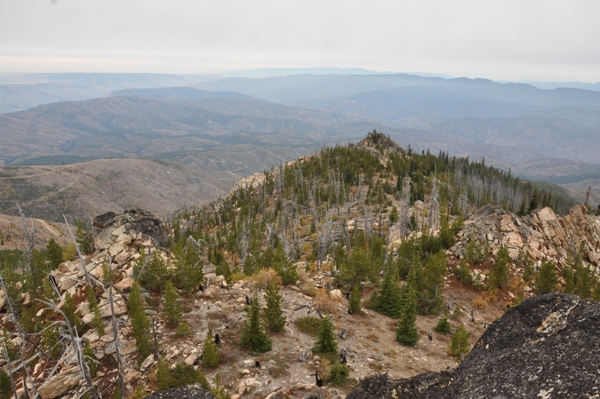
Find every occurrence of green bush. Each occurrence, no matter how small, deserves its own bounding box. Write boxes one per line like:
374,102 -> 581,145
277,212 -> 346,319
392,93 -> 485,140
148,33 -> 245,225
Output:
326,361 -> 350,386
434,315 -> 451,335
294,317 -> 321,336
202,333 -> 220,368
453,261 -> 474,286
156,360 -> 209,391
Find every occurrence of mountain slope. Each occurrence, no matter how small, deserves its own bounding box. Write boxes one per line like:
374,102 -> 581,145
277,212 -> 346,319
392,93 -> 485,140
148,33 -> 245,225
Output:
0,158 -> 233,222
0,95 -> 382,170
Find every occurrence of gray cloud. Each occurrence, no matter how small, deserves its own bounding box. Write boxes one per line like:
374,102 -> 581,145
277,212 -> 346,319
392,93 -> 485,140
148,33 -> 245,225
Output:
1,0 -> 599,81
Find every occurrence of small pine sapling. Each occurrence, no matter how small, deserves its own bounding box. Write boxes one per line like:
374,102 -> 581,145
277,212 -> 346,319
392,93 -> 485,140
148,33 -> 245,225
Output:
434,315 -> 451,335
449,324 -> 470,360
128,281 -> 153,358
86,286 -> 104,337
202,332 -> 220,368
163,280 -> 182,327
348,284 -> 361,314
263,282 -> 286,332
240,295 -> 272,353
312,316 -> 338,355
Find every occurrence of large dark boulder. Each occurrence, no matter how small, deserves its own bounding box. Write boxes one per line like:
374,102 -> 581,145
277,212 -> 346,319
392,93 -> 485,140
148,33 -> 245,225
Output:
347,293 -> 600,398
92,208 -> 166,250
143,385 -> 214,399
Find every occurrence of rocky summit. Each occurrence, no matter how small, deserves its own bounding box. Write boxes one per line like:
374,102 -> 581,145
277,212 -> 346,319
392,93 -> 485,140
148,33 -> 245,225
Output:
347,292 -> 600,399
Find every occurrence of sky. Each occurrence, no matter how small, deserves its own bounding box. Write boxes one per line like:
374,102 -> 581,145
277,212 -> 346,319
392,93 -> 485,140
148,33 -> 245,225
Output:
1,0 -> 599,82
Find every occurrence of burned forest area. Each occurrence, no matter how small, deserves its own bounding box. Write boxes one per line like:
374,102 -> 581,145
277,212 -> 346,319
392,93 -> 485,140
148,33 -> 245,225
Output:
1,131 -> 600,399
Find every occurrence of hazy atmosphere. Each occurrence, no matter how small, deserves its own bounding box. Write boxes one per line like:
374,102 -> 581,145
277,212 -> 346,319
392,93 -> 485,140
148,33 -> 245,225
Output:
2,0 -> 600,81
3,1 -> 600,399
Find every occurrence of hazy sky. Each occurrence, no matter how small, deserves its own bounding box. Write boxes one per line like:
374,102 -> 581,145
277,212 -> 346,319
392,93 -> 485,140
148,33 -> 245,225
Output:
1,0 -> 599,82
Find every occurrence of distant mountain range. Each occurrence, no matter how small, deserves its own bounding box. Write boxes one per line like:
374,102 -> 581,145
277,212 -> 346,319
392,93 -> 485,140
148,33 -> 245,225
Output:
0,94 -> 377,174
2,72 -> 600,205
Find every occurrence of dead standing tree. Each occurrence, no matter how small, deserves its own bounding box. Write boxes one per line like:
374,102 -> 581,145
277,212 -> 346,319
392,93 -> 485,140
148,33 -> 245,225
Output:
109,285 -> 126,399
63,215 -> 94,288
428,176 -> 440,233
38,298 -> 99,399
399,177 -> 412,240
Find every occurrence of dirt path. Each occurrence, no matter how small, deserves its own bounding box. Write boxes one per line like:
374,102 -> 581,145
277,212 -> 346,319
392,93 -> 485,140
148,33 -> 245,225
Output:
35,218 -> 62,237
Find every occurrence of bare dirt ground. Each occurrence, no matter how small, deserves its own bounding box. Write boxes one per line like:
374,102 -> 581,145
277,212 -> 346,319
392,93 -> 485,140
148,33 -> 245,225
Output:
150,271 -> 507,398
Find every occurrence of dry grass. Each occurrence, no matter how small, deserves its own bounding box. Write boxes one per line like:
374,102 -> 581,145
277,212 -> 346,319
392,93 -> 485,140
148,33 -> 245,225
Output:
250,268 -> 282,289
472,298 -> 488,309
314,287 -> 341,315
365,333 -> 380,343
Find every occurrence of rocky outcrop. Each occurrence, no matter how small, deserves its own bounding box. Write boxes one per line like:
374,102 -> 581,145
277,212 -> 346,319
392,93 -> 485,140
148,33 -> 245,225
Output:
143,385 -> 214,399
452,204 -> 600,267
347,293 -> 600,399
92,208 -> 166,251
37,366 -> 83,399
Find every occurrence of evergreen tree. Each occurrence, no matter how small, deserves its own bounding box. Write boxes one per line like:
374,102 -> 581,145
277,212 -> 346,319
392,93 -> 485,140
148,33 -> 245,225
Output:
372,265 -> 402,318
46,238 -> 63,269
164,280 -> 182,327
465,235 -> 486,265
83,340 -> 97,378
171,243 -> 203,294
140,252 -> 169,292
131,384 -> 146,399
529,188 -> 539,213
574,257 -> 594,299
273,245 -> 298,285
243,254 -> 257,276
63,291 -> 81,333
240,295 -> 272,353
263,282 -> 286,332
490,245 -> 510,289
535,259 -> 558,295
41,322 -> 61,359
312,316 -> 338,355
339,247 -> 377,287
102,258 -> 116,286
519,249 -> 535,282
517,198 -> 527,217
75,220 -> 93,254
86,286 -> 104,337
0,369 -> 12,399
0,329 -> 17,362
202,332 -> 220,368
396,284 -> 419,346
562,264 -> 575,294
389,206 -> 399,224
420,251 -> 446,314
348,284 -> 361,314
215,260 -> 232,282
112,382 -> 121,399
449,324 -> 470,360
434,315 -> 451,335
439,215 -> 454,249
128,281 -> 153,358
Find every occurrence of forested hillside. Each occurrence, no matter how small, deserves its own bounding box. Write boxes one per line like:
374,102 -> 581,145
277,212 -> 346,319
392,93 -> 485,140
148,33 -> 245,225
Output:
1,132 -> 599,399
